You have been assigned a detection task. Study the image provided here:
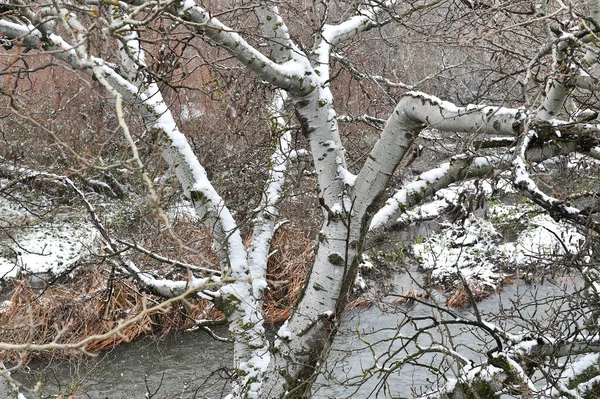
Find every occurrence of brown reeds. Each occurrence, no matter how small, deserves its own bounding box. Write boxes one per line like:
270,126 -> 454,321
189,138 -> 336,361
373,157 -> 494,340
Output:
0,217 -> 314,362
345,297 -> 373,311
0,187 -> 320,362
445,279 -> 494,307
0,266 -> 220,363
262,223 -> 314,323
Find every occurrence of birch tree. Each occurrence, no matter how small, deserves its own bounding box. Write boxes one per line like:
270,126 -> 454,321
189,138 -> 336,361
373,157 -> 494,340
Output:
1,0 -> 600,398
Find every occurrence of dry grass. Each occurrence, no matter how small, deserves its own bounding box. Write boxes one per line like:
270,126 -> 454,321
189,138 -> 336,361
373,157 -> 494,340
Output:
262,223 -> 314,323
345,297 -> 374,311
0,216 -> 315,361
0,168 -> 322,361
445,279 -> 495,308
0,267 -> 222,363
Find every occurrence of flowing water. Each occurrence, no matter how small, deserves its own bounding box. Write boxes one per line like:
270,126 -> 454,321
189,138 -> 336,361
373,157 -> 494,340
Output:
11,275 -> 579,399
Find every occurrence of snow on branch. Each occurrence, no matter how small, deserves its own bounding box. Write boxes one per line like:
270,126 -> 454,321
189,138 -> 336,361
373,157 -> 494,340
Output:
331,52 -> 413,90
521,26 -> 595,89
368,137 -> 587,234
54,175 -> 217,298
357,92 -> 526,231
115,239 -> 220,276
0,17 -> 276,396
512,128 -> 600,233
512,335 -> 600,360
363,91 -> 600,233
93,22 -> 272,392
10,20 -> 245,278
314,1 -> 398,77
536,22 -> 600,120
400,91 -> 527,135
164,0 -> 311,93
319,1 -> 398,48
337,113 -> 387,127
91,38 -> 245,277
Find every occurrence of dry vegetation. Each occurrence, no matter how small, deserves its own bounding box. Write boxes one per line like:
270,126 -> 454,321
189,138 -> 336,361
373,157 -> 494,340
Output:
0,272 -> 207,362
0,181 -> 324,363
262,223 -> 314,323
0,223 -> 317,362
0,18 -> 321,361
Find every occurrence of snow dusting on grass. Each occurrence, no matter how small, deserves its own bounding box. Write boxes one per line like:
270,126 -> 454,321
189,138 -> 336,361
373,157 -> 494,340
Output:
0,221 -> 95,280
0,195 -> 95,281
166,199 -> 198,221
498,214 -> 585,266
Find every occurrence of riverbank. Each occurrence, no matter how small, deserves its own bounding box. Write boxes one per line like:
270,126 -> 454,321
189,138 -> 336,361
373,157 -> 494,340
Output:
0,167 -> 592,365
11,277 -> 583,399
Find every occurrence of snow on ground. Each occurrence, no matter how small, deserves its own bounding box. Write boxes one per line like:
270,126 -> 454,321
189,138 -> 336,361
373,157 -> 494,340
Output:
498,214 -> 585,266
0,195 -> 95,281
412,217 -> 506,288
0,192 -> 199,284
486,201 -> 536,222
166,199 -> 197,221
180,103 -> 205,121
0,222 -> 95,280
411,180 -> 587,290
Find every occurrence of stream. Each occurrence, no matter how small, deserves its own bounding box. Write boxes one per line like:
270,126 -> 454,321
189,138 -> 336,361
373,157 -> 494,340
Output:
10,276 -> 579,399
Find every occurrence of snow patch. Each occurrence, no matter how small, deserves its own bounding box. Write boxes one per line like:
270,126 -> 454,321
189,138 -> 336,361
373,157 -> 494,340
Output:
498,214 -> 585,266
412,217 -> 506,288
337,166 -> 357,187
412,196 -> 587,291
0,220 -> 95,280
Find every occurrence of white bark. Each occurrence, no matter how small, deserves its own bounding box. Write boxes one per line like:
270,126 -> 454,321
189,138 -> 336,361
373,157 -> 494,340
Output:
168,0 -> 311,94
263,86 -> 354,397
255,2 -> 295,64
109,21 -> 273,397
537,0 -> 571,122
355,92 -> 527,229
366,92 -> 526,233
366,92 -> 600,234
538,79 -> 569,120
259,4 -> 404,396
